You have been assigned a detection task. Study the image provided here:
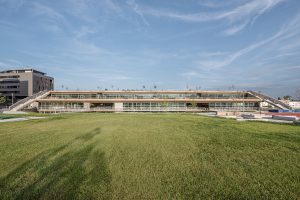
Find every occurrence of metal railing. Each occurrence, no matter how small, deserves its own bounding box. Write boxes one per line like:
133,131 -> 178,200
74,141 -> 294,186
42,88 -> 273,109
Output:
46,96 -> 258,100
210,107 -> 259,111
123,107 -> 208,112
248,90 -> 292,110
38,106 -> 115,113
9,90 -> 50,111
37,106 -> 259,113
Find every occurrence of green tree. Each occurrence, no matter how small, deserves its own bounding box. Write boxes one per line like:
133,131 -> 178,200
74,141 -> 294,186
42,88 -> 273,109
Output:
296,89 -> 300,100
191,102 -> 197,108
0,96 -> 6,104
283,95 -> 293,100
161,102 -> 168,107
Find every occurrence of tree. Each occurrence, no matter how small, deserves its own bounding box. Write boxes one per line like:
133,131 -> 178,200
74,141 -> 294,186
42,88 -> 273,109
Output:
296,89 -> 300,100
283,95 -> 292,100
0,96 -> 6,104
161,102 -> 168,107
191,101 -> 197,108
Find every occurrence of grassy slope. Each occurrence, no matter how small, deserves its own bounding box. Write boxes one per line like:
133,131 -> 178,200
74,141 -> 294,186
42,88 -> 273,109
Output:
0,113 -> 299,199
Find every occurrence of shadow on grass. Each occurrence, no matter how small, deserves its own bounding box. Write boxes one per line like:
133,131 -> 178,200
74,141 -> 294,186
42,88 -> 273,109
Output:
0,128 -> 112,199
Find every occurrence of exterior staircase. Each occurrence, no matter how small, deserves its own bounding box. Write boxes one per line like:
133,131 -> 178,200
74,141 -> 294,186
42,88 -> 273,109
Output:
248,90 -> 292,110
9,90 -> 50,111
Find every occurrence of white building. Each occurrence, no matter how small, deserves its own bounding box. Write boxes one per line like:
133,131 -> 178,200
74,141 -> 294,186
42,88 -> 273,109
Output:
280,100 -> 300,109
288,101 -> 300,109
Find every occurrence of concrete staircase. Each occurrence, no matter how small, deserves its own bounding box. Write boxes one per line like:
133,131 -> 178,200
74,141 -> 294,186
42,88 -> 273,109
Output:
248,90 -> 292,110
9,90 -> 50,111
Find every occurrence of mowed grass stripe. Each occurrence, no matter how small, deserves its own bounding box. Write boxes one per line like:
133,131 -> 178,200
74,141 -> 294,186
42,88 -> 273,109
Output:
0,113 -> 299,199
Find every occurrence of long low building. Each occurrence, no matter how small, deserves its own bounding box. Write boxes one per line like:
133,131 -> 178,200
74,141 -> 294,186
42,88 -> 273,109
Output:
12,90 -> 269,113
10,90 -> 294,112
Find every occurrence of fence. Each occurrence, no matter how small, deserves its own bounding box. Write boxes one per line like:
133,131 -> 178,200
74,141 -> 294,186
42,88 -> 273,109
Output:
37,106 -> 259,113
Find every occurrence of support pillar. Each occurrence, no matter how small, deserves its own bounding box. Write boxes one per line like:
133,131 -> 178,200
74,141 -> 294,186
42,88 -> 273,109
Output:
114,102 -> 123,112
84,102 -> 91,111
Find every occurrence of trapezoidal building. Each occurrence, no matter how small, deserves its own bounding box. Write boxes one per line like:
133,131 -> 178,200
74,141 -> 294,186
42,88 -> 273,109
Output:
10,90 -> 291,113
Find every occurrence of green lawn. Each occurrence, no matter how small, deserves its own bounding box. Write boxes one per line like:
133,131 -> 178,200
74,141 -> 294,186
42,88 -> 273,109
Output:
0,113 -> 299,199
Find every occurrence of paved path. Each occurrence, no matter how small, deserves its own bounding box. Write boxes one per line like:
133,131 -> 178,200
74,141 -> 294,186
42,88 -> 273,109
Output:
236,118 -> 294,124
0,117 -> 46,123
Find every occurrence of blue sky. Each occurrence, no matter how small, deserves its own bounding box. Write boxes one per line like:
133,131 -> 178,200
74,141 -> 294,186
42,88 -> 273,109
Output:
0,0 -> 300,97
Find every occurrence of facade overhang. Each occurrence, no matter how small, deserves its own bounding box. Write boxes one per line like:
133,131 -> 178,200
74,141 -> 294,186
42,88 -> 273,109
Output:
37,98 -> 261,103
49,90 -> 248,95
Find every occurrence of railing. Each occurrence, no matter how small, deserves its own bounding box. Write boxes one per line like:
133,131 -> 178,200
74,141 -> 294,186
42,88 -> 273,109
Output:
123,107 -> 208,112
45,96 -> 258,100
38,106 -> 115,113
37,106 -> 259,113
210,107 -> 259,111
0,107 -> 9,113
248,91 -> 292,110
39,108 -> 88,113
9,90 -> 49,111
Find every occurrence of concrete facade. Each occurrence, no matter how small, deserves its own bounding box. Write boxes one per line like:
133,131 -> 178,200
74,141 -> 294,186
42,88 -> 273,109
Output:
0,69 -> 54,101
280,100 -> 300,109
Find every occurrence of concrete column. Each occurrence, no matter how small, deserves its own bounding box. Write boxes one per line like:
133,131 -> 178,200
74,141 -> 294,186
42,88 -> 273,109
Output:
114,102 -> 123,112
84,102 -> 90,110
30,102 -> 39,109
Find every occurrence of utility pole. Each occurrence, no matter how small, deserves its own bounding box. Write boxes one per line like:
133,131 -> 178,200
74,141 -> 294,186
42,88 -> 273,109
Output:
11,92 -> 14,105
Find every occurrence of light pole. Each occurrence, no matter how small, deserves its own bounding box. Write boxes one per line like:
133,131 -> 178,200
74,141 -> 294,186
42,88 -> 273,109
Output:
11,92 -> 14,105
242,91 -> 245,113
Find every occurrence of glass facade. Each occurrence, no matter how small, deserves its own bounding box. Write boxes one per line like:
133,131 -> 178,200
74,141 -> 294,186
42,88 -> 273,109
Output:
123,102 -> 186,108
208,102 -> 255,108
49,92 -> 256,100
37,91 -> 260,112
40,102 -> 84,109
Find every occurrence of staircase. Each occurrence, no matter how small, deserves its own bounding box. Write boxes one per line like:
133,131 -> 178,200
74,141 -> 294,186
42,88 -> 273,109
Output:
248,90 -> 292,110
9,90 -> 50,111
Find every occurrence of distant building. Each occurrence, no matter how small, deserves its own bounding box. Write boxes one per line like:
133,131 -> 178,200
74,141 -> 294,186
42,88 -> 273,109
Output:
280,100 -> 300,109
0,69 -> 54,102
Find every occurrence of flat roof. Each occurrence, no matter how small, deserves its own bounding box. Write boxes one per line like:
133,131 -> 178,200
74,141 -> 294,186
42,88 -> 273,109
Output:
38,98 -> 261,103
0,68 -> 47,75
50,90 -> 248,94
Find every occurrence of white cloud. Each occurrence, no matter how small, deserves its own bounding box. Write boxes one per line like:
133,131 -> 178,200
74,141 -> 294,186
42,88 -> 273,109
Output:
140,0 -> 285,35
170,0 -> 282,23
126,0 -> 150,27
31,2 -> 65,22
196,12 -> 300,69
222,20 -> 249,36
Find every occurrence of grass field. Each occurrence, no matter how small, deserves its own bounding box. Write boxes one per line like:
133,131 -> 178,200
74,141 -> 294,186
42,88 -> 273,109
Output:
0,113 -> 299,199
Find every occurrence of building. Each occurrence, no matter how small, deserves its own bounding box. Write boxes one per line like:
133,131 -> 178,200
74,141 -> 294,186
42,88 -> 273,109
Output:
30,90 -> 263,113
280,100 -> 300,109
10,89 -> 293,112
0,69 -> 54,103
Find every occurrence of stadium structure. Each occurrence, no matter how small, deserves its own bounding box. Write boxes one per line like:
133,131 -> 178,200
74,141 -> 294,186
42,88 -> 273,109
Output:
8,90 -> 292,113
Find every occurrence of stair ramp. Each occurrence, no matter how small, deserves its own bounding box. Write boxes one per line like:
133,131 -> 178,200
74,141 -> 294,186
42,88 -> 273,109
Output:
9,90 -> 50,111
